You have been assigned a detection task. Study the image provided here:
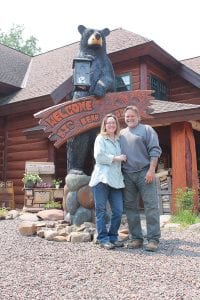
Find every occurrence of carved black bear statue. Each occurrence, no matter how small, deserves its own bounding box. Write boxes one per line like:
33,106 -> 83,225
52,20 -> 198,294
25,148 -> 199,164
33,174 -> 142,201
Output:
67,25 -> 115,175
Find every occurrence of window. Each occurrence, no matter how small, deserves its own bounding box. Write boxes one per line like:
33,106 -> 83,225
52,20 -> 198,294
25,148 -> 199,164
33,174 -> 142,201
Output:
150,75 -> 168,100
115,73 -> 132,92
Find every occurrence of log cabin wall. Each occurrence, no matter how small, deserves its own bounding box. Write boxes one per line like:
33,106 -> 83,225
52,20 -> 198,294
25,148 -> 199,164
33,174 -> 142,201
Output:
170,75 -> 200,105
0,118 -> 5,180
6,112 -> 51,207
114,58 -> 140,90
144,56 -> 171,97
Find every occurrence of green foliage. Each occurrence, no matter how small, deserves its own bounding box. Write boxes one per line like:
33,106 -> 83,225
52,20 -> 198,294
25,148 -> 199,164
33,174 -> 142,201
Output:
22,173 -> 42,185
52,179 -> 62,187
44,200 -> 62,209
0,24 -> 41,56
171,210 -> 200,227
175,187 -> 195,211
171,187 -> 199,226
0,207 -> 8,217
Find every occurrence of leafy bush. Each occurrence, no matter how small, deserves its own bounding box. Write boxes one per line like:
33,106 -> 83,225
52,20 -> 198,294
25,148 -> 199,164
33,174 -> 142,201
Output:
0,208 -> 8,218
175,187 -> 195,211
171,187 -> 200,226
22,173 -> 42,185
44,200 -> 62,209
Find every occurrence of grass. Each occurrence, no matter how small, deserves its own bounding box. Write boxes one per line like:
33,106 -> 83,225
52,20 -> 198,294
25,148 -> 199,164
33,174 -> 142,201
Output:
170,187 -> 200,227
171,209 -> 200,227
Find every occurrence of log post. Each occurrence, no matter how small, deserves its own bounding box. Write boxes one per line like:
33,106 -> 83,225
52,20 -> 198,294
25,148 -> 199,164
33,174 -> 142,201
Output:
170,122 -> 199,213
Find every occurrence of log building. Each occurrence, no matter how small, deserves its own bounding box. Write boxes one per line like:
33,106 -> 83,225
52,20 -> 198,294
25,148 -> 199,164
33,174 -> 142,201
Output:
0,28 -> 199,211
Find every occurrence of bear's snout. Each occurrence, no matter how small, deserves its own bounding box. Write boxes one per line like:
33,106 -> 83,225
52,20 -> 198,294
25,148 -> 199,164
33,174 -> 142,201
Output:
95,32 -> 101,40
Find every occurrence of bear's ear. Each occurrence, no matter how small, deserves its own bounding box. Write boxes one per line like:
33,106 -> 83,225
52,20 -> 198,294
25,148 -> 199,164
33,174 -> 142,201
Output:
78,25 -> 86,35
102,28 -> 110,37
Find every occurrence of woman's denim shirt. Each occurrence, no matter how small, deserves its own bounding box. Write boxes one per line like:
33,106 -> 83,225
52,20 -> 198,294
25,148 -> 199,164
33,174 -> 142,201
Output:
89,134 -> 125,189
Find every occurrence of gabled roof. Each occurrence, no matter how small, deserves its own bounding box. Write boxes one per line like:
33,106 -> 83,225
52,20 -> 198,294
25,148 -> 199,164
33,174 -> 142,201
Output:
0,43 -> 31,88
181,56 -> 200,74
0,28 -> 150,106
0,28 -> 199,110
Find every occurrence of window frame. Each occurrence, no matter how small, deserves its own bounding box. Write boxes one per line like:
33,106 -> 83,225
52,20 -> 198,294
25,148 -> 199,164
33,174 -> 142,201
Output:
115,73 -> 132,92
149,74 -> 168,100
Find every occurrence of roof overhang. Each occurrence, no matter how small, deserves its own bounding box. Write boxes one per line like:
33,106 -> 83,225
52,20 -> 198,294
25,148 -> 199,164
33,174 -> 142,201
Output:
0,95 -> 54,117
109,41 -> 200,88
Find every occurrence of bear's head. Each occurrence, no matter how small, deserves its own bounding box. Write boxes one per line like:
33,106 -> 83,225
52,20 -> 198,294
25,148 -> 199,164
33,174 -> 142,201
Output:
78,25 -> 110,53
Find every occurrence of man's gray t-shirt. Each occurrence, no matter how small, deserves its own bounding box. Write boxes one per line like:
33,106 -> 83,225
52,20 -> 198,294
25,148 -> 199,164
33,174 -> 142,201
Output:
120,123 -> 162,172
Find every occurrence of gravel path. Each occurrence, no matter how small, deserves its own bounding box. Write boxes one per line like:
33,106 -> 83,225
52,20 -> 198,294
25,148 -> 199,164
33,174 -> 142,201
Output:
0,218 -> 200,300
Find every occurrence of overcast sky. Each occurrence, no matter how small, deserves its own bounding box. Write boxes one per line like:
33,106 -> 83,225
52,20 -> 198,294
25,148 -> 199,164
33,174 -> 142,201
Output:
0,0 -> 199,60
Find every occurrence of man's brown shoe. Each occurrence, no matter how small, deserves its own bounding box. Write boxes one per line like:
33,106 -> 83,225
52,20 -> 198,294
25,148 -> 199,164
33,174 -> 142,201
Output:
127,239 -> 143,249
145,241 -> 159,252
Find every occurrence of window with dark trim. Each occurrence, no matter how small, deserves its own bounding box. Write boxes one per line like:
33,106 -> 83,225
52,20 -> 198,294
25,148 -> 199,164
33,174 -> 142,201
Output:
115,73 -> 132,92
150,75 -> 168,100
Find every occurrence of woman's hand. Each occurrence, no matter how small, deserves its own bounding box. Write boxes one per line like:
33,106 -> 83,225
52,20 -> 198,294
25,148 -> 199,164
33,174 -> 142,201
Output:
113,154 -> 127,162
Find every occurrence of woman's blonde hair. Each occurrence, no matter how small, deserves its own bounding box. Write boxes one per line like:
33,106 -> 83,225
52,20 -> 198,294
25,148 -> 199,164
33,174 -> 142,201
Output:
100,113 -> 121,137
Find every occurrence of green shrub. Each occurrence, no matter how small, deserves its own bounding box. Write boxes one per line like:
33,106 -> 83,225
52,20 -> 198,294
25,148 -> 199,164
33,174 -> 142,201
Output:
44,200 -> 62,209
175,187 -> 195,211
171,187 -> 200,226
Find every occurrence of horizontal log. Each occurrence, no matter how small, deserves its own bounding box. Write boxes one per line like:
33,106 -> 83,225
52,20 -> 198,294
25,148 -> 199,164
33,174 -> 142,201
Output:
7,161 -> 26,171
7,115 -> 38,131
114,59 -> 139,71
7,141 -> 48,153
9,137 -> 46,146
8,129 -> 44,139
171,85 -> 198,95
7,150 -> 48,161
5,170 -> 26,179
171,92 -> 200,101
7,136 -> 44,146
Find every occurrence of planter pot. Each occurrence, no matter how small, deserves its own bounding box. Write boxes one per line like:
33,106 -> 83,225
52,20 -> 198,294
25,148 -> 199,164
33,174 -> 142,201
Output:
25,181 -> 35,189
55,185 -> 60,189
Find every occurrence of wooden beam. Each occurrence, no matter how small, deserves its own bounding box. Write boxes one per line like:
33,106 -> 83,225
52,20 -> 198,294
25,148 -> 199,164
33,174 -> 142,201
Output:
140,60 -> 148,89
170,122 -> 199,213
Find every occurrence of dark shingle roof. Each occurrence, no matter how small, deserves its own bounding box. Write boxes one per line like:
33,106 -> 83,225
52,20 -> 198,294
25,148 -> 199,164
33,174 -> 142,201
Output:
106,28 -> 150,53
0,43 -> 31,87
181,56 -> 200,75
0,28 -> 199,109
0,29 -> 150,105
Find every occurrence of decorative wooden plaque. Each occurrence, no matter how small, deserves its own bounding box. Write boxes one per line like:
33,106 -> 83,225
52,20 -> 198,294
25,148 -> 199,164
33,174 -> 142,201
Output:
34,90 -> 154,148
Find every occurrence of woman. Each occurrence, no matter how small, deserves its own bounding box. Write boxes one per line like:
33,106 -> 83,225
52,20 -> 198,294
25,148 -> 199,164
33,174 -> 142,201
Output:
89,114 -> 127,250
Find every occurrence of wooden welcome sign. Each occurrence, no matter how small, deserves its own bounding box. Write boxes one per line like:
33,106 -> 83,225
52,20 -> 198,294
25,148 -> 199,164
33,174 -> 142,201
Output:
34,90 -> 154,148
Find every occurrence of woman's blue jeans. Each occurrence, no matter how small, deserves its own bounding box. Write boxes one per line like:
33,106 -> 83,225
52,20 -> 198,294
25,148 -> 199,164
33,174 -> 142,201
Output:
92,182 -> 123,244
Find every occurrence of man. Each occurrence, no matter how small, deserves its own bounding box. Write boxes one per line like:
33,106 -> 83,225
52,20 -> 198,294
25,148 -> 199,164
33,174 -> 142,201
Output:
120,105 -> 162,252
